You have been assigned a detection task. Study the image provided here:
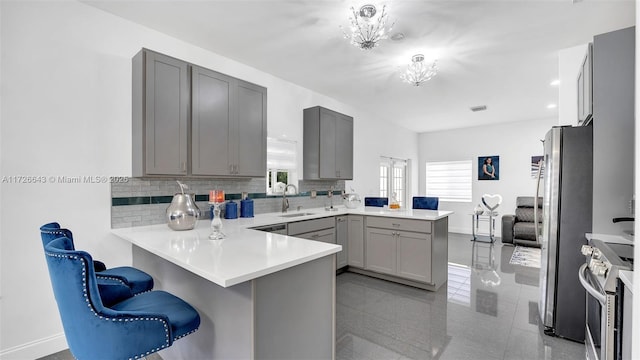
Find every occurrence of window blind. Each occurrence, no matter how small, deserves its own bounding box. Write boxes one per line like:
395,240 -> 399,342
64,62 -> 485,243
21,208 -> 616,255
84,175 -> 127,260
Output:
266,137 -> 297,170
425,160 -> 472,202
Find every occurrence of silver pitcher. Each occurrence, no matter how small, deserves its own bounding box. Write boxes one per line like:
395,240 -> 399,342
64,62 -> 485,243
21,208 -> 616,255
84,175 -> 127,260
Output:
166,181 -> 200,231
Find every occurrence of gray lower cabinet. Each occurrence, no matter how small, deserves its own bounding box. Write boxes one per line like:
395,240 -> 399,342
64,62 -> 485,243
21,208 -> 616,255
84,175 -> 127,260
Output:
365,227 -> 397,275
363,216 -> 442,288
133,49 -> 189,176
303,106 -> 353,180
396,232 -> 432,283
347,215 -> 364,268
335,216 -> 348,269
133,48 -> 266,178
288,218 -> 337,268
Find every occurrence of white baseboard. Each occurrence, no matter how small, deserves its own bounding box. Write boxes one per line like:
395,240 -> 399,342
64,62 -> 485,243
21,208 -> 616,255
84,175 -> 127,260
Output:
0,333 -> 67,360
449,227 -> 502,238
449,226 -> 471,235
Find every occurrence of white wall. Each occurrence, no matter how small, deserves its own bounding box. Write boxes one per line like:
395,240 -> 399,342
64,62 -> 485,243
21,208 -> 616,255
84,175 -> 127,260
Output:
633,4 -> 639,359
558,44 -> 588,126
418,118 -> 557,236
0,1 -> 418,357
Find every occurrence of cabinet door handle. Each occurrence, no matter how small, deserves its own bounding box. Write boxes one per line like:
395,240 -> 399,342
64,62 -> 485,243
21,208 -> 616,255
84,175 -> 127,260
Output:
392,223 -> 401,228
311,234 -> 319,239
337,218 -> 346,223
181,161 -> 187,172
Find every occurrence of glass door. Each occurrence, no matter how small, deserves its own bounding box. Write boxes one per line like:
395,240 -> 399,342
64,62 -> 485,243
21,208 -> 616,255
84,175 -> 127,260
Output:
380,157 -> 407,208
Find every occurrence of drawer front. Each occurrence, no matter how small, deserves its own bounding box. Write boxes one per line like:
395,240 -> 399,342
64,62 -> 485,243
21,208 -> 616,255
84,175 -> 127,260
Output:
288,217 -> 335,236
366,216 -> 432,233
296,228 -> 336,244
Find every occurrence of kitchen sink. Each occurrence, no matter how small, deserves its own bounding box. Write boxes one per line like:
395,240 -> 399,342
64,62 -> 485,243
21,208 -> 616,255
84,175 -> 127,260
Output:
280,212 -> 316,218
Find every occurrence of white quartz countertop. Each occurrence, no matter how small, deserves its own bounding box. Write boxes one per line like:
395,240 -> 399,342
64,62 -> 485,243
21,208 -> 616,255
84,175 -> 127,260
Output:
619,270 -> 633,293
586,233 -> 634,245
112,206 -> 453,288
112,220 -> 341,288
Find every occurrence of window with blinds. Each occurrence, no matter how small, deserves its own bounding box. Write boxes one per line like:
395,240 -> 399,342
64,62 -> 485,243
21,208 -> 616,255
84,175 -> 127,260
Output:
425,160 -> 472,202
266,138 -> 298,194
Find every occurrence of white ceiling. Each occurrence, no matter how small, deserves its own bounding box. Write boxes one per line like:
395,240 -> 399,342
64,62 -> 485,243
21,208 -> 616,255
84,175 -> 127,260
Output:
84,0 -> 635,133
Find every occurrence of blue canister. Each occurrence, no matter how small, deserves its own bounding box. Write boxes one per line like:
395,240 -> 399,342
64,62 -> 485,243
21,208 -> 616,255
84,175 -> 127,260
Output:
240,199 -> 254,218
224,201 -> 238,219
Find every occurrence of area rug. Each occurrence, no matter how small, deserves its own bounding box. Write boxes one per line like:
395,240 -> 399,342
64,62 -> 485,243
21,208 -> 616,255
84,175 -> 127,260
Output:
509,246 -> 541,268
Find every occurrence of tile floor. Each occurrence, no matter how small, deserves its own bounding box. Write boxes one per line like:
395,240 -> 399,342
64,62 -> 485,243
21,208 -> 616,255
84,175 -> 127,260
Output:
40,233 -> 584,360
335,233 -> 585,360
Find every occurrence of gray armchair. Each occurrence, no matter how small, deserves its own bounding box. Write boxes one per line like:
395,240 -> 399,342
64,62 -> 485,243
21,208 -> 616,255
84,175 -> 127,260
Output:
501,197 -> 542,248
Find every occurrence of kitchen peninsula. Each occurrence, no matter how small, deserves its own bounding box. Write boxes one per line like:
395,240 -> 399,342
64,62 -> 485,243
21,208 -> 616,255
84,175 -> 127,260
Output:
112,206 -> 452,359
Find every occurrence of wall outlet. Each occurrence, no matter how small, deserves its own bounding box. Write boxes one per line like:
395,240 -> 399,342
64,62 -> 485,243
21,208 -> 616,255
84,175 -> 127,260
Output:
311,190 -> 317,199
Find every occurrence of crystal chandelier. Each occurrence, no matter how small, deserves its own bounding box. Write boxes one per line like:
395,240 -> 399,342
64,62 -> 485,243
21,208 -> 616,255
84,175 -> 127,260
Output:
340,4 -> 394,50
400,54 -> 438,86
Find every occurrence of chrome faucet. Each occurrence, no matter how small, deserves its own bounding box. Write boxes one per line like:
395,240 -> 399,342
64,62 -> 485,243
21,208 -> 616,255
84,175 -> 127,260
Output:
282,184 -> 298,213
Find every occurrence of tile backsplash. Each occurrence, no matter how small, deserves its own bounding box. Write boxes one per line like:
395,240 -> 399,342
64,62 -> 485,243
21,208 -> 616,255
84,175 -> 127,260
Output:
111,177 -> 344,228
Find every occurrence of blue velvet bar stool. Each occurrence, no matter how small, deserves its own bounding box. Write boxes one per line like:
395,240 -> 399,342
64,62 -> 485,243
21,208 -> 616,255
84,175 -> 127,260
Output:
40,222 -> 154,296
412,196 -> 439,210
364,197 -> 388,207
44,237 -> 201,360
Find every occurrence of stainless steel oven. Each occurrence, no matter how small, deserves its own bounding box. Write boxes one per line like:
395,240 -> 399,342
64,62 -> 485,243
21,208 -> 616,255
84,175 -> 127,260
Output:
579,239 -> 633,360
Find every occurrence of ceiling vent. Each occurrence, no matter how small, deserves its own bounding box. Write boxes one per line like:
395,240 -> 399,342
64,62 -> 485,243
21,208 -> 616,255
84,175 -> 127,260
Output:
470,105 -> 487,112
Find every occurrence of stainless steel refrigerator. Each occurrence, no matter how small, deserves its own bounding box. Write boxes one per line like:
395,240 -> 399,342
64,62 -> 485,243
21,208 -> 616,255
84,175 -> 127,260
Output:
538,125 -> 592,342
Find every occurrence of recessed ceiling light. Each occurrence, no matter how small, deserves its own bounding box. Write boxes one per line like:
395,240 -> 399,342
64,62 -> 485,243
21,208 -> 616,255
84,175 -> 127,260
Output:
470,105 -> 487,112
547,104 -> 557,109
550,79 -> 560,86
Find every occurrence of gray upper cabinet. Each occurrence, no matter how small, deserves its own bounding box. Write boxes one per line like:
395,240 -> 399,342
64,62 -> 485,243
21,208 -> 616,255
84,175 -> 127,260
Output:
303,106 -> 353,180
191,67 -> 267,177
133,49 -> 267,178
592,27 -> 635,234
235,80 -> 267,177
191,66 -> 234,176
133,49 -> 189,176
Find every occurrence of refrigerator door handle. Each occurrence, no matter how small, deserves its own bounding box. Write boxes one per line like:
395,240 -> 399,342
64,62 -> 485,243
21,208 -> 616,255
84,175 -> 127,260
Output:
534,158 -> 544,244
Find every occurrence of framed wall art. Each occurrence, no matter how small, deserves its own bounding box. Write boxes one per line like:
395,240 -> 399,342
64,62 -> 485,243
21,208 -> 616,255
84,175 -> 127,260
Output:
478,155 -> 499,180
